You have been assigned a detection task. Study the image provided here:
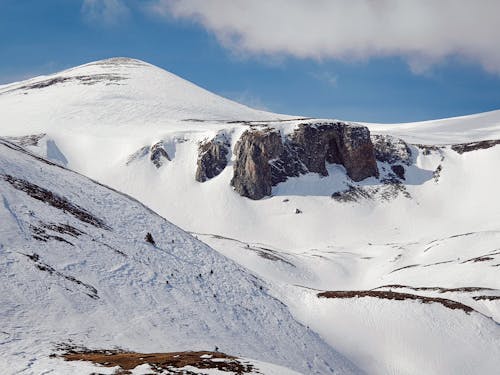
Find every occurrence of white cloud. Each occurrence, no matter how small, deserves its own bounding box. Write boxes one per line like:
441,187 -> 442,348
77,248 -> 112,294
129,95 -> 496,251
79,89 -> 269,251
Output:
81,0 -> 130,26
148,0 -> 500,74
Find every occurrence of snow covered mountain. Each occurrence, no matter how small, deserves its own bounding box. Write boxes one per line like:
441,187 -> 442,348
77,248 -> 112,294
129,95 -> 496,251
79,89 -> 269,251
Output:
0,138 -> 357,374
1,57 -> 500,374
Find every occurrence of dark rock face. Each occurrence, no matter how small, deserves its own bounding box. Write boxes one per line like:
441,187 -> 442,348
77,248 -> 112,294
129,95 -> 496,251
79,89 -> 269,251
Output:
231,122 -> 379,199
195,133 -> 230,182
371,134 -> 412,166
270,141 -> 307,185
231,129 -> 283,199
391,165 -> 405,180
150,142 -> 171,168
288,123 -> 379,181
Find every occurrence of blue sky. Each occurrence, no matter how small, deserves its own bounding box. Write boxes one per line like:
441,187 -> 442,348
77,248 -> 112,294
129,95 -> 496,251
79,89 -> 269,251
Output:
1,0 -> 499,122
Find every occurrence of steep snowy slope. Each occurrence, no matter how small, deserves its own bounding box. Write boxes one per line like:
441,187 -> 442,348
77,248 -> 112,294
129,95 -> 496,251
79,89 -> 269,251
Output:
0,139 -> 358,374
1,58 -> 500,374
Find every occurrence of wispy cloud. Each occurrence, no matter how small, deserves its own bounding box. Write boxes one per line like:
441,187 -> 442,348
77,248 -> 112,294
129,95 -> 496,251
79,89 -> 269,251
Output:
81,0 -> 130,26
222,90 -> 270,111
310,71 -> 338,87
147,0 -> 500,75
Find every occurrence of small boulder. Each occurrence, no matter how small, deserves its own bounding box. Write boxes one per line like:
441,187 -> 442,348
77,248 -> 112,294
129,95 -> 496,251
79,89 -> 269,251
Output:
391,164 -> 406,180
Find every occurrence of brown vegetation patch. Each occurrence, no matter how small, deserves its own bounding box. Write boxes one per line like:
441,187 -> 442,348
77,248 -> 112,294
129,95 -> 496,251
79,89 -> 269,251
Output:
62,349 -> 253,374
372,284 -> 495,293
318,290 -> 474,313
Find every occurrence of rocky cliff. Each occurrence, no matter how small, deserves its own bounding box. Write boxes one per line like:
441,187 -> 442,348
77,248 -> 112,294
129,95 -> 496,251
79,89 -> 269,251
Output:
231,122 -> 379,199
231,129 -> 283,200
195,132 -> 230,182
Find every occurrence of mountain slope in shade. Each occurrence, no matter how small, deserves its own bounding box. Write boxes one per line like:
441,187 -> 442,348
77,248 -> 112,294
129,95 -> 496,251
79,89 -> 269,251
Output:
0,139 -> 358,374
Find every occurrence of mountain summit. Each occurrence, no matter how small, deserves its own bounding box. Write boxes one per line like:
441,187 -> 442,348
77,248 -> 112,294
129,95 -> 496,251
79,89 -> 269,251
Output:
0,57 -> 285,130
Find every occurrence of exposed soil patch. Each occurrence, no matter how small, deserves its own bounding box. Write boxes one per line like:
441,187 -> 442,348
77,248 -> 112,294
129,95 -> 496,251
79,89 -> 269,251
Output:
318,290 -> 474,313
372,284 -> 495,293
451,139 -> 500,154
61,349 -> 253,374
2,174 -> 110,230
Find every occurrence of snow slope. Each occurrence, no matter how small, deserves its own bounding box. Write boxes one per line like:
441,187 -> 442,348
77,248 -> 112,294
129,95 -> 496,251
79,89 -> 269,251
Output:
0,139 -> 358,374
0,57 -> 287,128
1,58 -> 500,374
365,109 -> 500,144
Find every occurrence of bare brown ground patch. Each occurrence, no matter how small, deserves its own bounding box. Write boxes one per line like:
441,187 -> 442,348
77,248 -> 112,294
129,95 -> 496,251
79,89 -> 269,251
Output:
318,290 -> 475,313
62,349 -> 253,374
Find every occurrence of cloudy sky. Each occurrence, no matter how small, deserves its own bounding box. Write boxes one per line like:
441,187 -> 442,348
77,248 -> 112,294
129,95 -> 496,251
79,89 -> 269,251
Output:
1,0 -> 499,122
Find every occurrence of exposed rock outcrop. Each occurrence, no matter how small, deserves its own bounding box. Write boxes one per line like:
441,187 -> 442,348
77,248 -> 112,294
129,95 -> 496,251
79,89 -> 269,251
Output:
126,142 -> 171,168
231,129 -> 283,200
231,122 -> 379,199
288,123 -> 379,181
150,142 -> 170,168
371,134 -> 412,166
451,139 -> 500,154
195,133 -> 230,182
391,164 -> 405,180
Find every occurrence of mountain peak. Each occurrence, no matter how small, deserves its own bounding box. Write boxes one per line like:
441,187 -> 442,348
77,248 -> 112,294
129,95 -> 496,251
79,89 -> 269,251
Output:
0,58 -> 285,128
